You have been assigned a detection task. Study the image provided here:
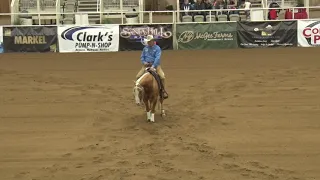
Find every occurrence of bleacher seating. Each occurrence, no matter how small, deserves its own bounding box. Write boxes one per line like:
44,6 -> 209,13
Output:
218,14 -> 228,21
16,0 -> 58,25
11,0 -> 304,25
206,14 -> 216,22
229,14 -> 240,21
104,0 -> 139,11
41,0 -> 56,9
194,15 -> 204,22
63,0 -> 77,24
19,0 -> 37,11
179,0 -> 244,22
182,15 -> 193,22
12,0 -> 142,25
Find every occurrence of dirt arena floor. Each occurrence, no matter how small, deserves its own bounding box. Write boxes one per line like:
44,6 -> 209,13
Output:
0,47 -> 320,180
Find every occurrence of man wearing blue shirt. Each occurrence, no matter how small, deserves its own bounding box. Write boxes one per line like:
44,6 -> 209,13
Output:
136,35 -> 168,99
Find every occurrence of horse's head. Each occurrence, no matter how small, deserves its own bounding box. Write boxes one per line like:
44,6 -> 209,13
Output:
133,81 -> 144,106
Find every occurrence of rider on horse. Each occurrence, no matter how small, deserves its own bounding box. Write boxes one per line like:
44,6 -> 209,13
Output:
136,35 -> 168,99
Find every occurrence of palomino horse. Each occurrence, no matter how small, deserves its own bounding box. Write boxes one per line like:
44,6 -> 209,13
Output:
133,67 -> 166,123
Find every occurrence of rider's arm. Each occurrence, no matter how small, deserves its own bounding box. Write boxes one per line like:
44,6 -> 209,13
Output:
152,46 -> 161,68
140,47 -> 146,64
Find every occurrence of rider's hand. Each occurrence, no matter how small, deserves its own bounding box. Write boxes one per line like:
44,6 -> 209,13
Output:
145,67 -> 155,71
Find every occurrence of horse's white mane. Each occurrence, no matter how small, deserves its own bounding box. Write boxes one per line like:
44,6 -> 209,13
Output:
135,72 -> 149,86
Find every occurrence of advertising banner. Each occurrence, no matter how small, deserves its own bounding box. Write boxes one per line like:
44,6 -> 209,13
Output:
3,26 -> 57,52
237,21 -> 297,48
0,26 -> 3,53
119,24 -> 173,51
176,23 -> 238,50
58,25 -> 119,52
298,20 -> 320,47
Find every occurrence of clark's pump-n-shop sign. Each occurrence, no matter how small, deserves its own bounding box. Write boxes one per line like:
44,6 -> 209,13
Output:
298,20 -> 320,47
58,25 -> 119,52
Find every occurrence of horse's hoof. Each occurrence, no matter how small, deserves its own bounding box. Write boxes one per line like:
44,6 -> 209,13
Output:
161,110 -> 166,117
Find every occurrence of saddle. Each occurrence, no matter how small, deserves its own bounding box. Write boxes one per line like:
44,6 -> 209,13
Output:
146,69 -> 165,99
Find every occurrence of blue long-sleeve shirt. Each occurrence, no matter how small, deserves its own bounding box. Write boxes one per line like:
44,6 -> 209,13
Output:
140,45 -> 162,68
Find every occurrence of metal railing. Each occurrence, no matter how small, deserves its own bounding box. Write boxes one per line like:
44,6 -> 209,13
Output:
56,0 -> 60,25
1,6 -> 320,26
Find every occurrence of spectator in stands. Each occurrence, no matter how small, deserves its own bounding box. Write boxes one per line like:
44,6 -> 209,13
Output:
180,0 -> 195,9
193,0 -> 206,15
238,0 -> 245,8
192,0 -> 206,21
216,0 -> 227,9
181,0 -> 192,15
204,0 -> 213,9
181,0 -> 193,14
204,0 -> 214,18
215,0 -> 227,15
244,0 -> 251,19
180,0 -> 193,21
268,1 -> 280,20
268,9 -> 278,20
228,0 -> 239,15
230,0 -> 238,6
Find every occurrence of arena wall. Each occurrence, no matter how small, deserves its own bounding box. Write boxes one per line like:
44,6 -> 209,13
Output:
0,7 -> 320,54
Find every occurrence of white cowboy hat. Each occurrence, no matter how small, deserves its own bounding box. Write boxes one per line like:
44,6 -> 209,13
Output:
144,35 -> 155,42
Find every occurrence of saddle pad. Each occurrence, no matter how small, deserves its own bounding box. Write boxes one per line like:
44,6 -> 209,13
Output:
147,69 -> 163,96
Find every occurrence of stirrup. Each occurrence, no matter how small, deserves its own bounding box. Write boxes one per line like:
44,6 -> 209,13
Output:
162,91 -> 169,99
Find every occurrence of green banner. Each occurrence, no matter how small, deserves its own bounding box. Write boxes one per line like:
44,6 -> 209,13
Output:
176,23 -> 238,50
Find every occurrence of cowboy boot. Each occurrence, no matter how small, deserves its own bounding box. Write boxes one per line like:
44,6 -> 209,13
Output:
162,79 -> 169,99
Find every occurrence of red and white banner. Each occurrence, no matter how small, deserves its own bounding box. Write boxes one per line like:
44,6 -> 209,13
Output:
298,20 -> 320,47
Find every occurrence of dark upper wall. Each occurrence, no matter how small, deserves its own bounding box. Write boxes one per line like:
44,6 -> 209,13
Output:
0,0 -> 11,13
145,0 -> 177,11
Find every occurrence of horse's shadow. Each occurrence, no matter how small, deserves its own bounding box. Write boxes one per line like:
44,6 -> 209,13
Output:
130,113 -> 166,124
124,113 -> 168,135
128,109 -> 171,124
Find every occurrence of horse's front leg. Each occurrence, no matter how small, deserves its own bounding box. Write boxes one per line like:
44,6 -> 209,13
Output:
150,98 -> 158,123
159,98 -> 166,117
144,98 -> 151,121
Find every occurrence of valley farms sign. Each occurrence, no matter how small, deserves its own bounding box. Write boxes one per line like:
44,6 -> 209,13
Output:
176,23 -> 238,50
177,31 -> 234,43
58,25 -> 119,52
118,24 -> 174,51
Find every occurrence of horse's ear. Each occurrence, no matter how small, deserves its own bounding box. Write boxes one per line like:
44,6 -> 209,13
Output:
133,80 -> 136,84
